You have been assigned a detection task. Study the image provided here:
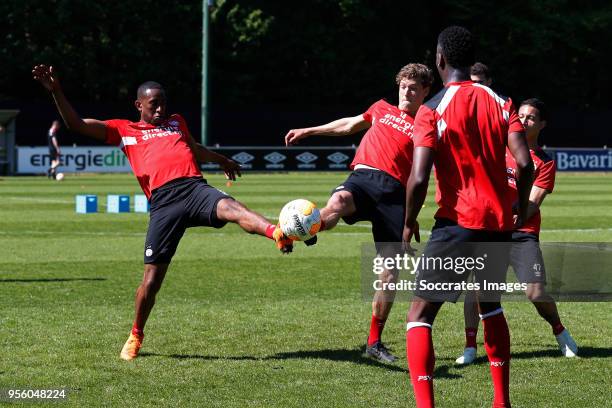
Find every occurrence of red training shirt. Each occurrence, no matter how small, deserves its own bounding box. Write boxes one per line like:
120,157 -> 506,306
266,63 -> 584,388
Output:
351,99 -> 415,185
506,147 -> 556,235
105,114 -> 201,198
413,81 -> 525,231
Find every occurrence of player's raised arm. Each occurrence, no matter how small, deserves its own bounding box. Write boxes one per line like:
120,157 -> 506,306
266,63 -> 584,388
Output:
507,131 -> 535,226
32,65 -> 107,142
285,115 -> 370,146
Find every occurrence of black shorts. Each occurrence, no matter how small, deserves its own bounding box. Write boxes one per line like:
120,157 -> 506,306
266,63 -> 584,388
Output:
49,148 -> 59,161
144,177 -> 232,264
333,169 -> 405,247
510,231 -> 546,284
414,218 -> 512,303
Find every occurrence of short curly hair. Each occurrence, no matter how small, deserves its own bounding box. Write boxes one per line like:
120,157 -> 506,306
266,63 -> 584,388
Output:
395,63 -> 434,88
438,26 -> 475,68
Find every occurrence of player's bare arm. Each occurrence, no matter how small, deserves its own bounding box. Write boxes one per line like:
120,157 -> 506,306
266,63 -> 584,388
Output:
184,134 -> 241,181
507,131 -> 535,226
285,115 -> 370,146
32,65 -> 107,142
525,185 -> 549,220
200,146 -> 241,181
402,146 -> 434,247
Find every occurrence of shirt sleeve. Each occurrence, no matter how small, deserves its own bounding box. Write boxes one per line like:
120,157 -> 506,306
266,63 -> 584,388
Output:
362,100 -> 379,123
173,114 -> 194,142
506,99 -> 525,134
534,159 -> 556,193
104,120 -> 123,146
413,105 -> 437,149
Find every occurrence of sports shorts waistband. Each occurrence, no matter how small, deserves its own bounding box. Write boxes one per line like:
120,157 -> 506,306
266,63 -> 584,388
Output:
153,176 -> 203,193
354,164 -> 382,171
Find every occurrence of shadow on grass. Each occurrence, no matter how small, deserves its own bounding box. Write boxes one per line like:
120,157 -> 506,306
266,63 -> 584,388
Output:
454,346 -> 612,368
140,347 -> 461,378
511,346 -> 612,359
0,278 -> 107,283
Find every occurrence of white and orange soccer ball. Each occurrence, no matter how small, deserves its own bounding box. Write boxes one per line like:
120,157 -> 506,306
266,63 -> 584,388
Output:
279,199 -> 321,241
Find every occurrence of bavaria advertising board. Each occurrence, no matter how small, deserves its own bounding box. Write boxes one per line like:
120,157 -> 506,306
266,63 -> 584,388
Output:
544,148 -> 612,172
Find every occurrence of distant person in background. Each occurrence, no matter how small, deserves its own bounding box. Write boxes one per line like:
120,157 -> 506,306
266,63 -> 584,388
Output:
470,62 -> 492,86
47,120 -> 62,179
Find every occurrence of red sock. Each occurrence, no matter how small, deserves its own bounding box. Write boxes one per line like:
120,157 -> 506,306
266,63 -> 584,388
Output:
367,314 -> 386,346
465,327 -> 478,348
265,224 -> 276,240
320,219 -> 327,231
131,322 -> 144,337
406,324 -> 435,408
482,312 -> 511,408
551,321 -> 565,336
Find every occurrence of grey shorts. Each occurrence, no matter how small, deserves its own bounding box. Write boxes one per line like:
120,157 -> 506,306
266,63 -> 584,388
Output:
510,231 -> 546,284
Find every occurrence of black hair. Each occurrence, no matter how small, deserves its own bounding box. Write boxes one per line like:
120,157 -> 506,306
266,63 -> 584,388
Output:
137,81 -> 164,99
470,62 -> 490,79
438,26 -> 475,68
520,98 -> 548,121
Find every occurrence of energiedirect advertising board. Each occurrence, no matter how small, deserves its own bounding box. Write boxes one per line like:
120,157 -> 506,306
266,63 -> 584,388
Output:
16,146 -> 358,173
17,147 -> 131,173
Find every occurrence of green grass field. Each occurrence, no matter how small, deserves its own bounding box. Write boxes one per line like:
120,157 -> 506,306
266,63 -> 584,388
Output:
1,172 -> 610,407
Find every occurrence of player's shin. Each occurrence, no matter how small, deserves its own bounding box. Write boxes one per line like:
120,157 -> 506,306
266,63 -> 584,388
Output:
481,308 -> 511,408
406,322 -> 435,408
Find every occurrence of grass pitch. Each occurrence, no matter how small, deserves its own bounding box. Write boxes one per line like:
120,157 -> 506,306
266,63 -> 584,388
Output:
0,172 -> 610,407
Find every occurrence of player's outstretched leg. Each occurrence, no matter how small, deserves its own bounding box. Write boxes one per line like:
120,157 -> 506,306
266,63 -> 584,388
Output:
406,298 -> 443,408
121,263 -> 169,360
456,290 -> 479,365
478,302 -> 511,408
318,191 -> 357,232
215,198 -> 293,253
525,283 -> 578,357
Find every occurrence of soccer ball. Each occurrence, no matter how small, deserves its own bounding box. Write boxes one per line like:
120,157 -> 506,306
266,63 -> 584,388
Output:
279,199 -> 321,241
55,172 -> 65,181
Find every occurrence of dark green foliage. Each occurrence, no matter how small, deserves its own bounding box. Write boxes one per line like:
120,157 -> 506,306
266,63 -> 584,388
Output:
2,0 -> 610,110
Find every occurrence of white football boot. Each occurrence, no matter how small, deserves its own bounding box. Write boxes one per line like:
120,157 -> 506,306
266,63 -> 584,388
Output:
555,329 -> 578,357
455,347 -> 477,365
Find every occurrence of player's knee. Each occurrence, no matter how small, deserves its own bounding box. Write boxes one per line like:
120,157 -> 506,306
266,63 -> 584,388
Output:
215,198 -> 245,222
378,269 -> 398,286
143,264 -> 166,293
407,309 -> 427,324
321,191 -> 355,226
525,283 -> 545,301
407,300 -> 439,324
328,191 -> 353,212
